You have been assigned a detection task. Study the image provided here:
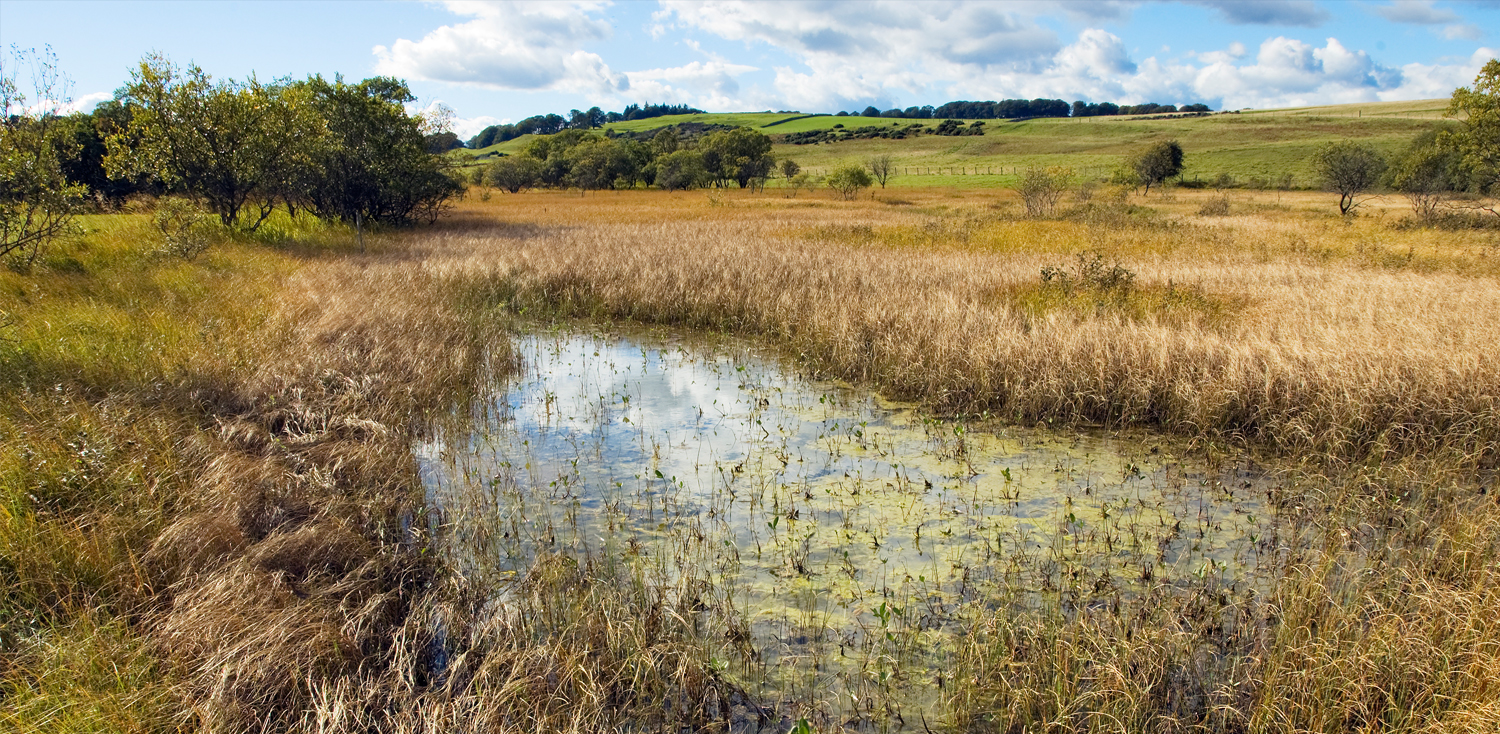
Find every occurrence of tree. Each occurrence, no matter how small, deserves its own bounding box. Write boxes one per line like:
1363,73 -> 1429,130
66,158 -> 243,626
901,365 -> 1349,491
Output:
105,55 -> 325,229
1446,59 -> 1500,206
1387,130 -> 1461,221
698,127 -> 774,189
1015,166 -> 1073,217
826,163 -> 872,200
1130,140 -> 1184,194
565,138 -> 633,191
1312,140 -> 1387,215
779,158 -> 801,180
295,75 -> 461,225
485,156 -> 541,193
654,150 -> 707,191
57,99 -> 154,206
651,127 -> 680,155
1,46 -> 86,263
866,154 -> 894,188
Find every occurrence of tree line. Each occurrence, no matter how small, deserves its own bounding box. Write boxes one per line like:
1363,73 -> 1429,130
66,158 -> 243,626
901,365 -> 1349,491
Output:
479,125 -> 776,193
467,103 -> 705,149
841,98 -> 1213,120
2,50 -> 464,261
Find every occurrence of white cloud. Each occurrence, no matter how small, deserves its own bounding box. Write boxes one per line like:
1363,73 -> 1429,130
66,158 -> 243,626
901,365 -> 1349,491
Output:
625,60 -> 759,110
60,91 -> 110,115
373,1 -> 628,94
1379,47 -> 1496,100
659,0 -> 1061,110
1444,23 -> 1484,40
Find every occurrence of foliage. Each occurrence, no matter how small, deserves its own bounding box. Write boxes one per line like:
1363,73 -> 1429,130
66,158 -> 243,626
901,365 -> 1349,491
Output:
654,150 -> 707,191
779,158 -> 801,179
56,100 -> 153,206
1445,59 -> 1500,205
825,163 -> 873,200
565,137 -> 637,191
1015,166 -> 1073,216
484,156 -> 541,193
152,198 -> 216,260
1387,130 -> 1463,221
1312,140 -> 1388,214
294,75 -> 461,225
105,54 -> 324,230
1131,140 -> 1184,194
698,127 -> 774,188
1,46 -> 85,264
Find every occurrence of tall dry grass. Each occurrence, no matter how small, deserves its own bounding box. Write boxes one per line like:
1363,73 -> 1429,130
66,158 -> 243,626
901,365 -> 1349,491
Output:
6,191 -> 1498,732
3,214 -> 740,732
424,193 -> 1500,470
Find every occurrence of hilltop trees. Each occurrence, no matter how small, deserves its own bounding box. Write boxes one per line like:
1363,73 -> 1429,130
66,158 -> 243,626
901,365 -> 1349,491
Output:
1313,141 -> 1387,215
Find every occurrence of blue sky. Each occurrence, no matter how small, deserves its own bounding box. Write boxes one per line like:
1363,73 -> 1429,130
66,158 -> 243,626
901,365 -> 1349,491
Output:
2,1 -> 1495,139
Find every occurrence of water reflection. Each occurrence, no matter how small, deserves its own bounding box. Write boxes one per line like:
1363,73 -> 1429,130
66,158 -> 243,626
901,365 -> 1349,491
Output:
417,326 -> 1279,725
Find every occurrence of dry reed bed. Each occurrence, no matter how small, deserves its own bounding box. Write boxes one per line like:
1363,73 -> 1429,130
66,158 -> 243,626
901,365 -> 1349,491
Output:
422,217 -> 1500,468
133,256 -> 735,733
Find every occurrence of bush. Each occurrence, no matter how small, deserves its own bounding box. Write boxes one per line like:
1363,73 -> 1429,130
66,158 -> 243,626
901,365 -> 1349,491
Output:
1015,167 -> 1073,216
826,163 -> 873,200
153,198 -> 216,260
1198,194 -> 1231,216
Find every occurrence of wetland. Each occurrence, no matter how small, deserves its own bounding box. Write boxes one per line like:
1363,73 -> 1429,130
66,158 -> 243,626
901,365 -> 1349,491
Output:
421,324 -> 1291,727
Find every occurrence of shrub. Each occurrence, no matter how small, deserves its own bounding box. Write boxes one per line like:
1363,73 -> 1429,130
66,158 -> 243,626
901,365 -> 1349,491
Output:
1015,166 -> 1074,216
826,163 -> 873,200
153,198 -> 216,260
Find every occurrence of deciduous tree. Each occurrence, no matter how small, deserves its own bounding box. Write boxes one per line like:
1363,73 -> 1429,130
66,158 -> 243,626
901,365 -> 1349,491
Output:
866,154 -> 894,188
1130,140 -> 1184,194
1312,140 -> 1387,215
1445,59 -> 1500,212
1,46 -> 85,263
105,54 -> 324,229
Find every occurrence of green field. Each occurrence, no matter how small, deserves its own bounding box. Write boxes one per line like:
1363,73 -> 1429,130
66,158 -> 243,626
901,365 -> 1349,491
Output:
459,99 -> 1457,189
768,107 -> 1455,188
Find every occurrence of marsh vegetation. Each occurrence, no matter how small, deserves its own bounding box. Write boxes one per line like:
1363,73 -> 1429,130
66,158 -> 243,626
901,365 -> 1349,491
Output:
4,46 -> 1500,731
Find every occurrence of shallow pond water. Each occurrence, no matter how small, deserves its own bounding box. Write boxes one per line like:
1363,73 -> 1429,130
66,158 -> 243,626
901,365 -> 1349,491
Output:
417,325 -> 1282,727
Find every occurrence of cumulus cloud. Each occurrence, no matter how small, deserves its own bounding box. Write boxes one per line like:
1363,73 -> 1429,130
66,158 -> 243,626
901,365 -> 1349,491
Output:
59,91 -> 111,115
659,0 -> 1062,110
626,60 -> 759,109
373,1 -> 627,94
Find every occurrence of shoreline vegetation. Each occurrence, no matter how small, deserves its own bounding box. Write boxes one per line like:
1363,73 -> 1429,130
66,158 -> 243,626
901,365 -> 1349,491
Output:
4,185 -> 1498,732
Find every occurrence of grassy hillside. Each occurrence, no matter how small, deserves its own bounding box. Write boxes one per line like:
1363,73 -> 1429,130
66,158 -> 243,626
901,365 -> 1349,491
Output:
457,99 -> 1457,188
773,111 -> 1455,188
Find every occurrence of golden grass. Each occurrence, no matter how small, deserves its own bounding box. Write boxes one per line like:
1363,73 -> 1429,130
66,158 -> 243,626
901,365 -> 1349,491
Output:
3,189 -> 1498,732
424,189 -> 1500,469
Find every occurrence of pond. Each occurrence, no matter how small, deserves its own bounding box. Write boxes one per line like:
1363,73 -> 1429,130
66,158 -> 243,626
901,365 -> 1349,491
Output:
417,325 -> 1282,727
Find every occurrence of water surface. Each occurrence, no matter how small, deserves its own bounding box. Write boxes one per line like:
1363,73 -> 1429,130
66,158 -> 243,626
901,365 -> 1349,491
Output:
417,326 -> 1279,726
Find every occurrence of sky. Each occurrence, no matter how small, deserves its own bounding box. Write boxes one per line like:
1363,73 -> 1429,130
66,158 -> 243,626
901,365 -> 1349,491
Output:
2,0 -> 1496,140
